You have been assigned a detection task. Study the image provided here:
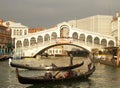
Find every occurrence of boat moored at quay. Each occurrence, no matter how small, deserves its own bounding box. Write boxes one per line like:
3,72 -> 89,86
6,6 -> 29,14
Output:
90,47 -> 120,67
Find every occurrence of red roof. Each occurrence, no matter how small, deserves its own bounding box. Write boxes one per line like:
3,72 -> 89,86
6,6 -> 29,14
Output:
28,28 -> 44,33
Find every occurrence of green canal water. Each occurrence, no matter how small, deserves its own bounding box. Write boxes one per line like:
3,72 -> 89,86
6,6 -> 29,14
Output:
0,57 -> 120,88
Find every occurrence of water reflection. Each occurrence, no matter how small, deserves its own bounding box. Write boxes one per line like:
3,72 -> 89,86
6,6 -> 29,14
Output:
27,79 -> 92,88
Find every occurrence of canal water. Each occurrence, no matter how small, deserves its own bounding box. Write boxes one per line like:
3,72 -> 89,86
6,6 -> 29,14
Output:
0,57 -> 120,88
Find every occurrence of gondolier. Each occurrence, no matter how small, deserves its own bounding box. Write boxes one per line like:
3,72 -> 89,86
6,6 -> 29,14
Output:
69,54 -> 73,66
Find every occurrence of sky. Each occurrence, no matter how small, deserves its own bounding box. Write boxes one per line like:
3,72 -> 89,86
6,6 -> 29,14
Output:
0,0 -> 120,28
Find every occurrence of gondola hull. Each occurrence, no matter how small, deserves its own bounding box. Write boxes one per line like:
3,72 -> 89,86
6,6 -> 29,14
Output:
16,66 -> 95,84
99,59 -> 120,67
10,61 -> 84,71
0,55 -> 10,61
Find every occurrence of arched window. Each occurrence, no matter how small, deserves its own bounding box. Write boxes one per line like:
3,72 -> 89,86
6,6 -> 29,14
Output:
30,37 -> 36,46
72,32 -> 78,40
37,36 -> 43,43
14,30 -> 17,35
51,32 -> 57,39
17,30 -> 19,35
16,40 -> 22,48
44,34 -> 50,41
24,30 -> 27,35
101,39 -> 107,46
87,35 -> 92,44
23,39 -> 29,47
20,30 -> 22,35
79,34 -> 85,43
60,25 -> 69,38
94,37 -> 100,45
108,40 -> 114,47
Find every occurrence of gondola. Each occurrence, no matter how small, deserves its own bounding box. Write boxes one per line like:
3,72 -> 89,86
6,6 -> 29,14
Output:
99,59 -> 120,67
16,65 -> 95,84
91,47 -> 120,67
10,61 -> 84,71
0,55 -> 11,61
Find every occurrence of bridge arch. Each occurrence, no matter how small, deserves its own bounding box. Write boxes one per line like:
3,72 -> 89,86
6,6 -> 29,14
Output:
34,43 -> 91,57
60,25 -> 70,38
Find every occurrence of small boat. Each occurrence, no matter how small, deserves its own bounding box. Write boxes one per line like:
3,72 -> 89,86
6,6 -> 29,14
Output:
10,61 -> 84,71
99,58 -> 120,67
16,65 -> 95,84
0,55 -> 11,61
91,47 -> 120,67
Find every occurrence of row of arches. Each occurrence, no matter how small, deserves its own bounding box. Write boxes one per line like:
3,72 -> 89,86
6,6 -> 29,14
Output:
16,31 -> 115,48
72,32 -> 114,46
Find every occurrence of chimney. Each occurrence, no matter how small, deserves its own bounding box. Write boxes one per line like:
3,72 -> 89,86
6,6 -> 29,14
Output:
116,12 -> 119,17
0,19 -> 3,26
6,22 -> 10,27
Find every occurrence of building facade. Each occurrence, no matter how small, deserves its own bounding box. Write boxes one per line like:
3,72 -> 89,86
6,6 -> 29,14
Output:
68,15 -> 112,35
3,21 -> 29,46
111,12 -> 120,46
67,13 -> 120,46
0,19 -> 12,55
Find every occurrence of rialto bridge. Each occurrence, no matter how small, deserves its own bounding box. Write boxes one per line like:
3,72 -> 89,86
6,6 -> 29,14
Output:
14,22 -> 116,57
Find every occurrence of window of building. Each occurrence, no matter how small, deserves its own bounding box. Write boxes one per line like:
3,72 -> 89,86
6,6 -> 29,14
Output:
24,30 -> 27,35
17,30 -> 19,35
56,50 -> 58,54
20,30 -> 22,35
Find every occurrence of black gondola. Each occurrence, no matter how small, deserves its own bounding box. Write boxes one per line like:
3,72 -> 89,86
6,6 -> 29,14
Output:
10,61 -> 84,71
0,55 -> 11,61
91,47 -> 120,67
99,59 -> 120,67
16,65 -> 95,84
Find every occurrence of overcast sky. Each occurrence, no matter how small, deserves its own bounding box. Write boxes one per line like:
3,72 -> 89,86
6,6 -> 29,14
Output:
0,0 -> 120,28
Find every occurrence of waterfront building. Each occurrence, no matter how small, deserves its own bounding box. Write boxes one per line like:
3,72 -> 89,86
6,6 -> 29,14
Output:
0,19 -> 12,55
67,13 -> 120,46
68,15 -> 112,35
45,46 -> 64,56
111,12 -> 120,46
3,21 -> 29,47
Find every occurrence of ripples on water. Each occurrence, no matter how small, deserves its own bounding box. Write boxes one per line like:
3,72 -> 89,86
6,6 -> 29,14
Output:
0,57 -> 120,88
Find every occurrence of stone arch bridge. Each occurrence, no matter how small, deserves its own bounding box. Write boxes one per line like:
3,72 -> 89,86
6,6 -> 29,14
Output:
14,22 -> 116,57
